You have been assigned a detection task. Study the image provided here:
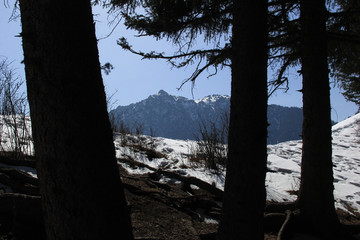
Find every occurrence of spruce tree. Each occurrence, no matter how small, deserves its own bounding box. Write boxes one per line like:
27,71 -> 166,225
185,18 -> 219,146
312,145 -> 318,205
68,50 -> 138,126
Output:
297,0 -> 343,238
18,1 -> 134,239
328,0 -> 360,107
217,1 -> 268,239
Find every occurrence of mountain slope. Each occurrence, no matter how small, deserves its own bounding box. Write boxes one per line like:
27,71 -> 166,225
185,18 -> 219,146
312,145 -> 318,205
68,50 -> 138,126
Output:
110,90 -> 303,144
114,113 -> 360,214
267,113 -> 360,212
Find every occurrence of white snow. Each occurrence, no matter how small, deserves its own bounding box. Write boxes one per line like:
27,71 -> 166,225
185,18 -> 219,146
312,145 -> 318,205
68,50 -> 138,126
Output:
266,113 -> 360,212
114,113 -> 360,214
1,113 -> 359,214
195,95 -> 230,104
0,115 -> 33,155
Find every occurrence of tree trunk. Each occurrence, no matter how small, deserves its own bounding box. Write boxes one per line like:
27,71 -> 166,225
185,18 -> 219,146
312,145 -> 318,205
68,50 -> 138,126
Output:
217,1 -> 268,239
18,1 -> 134,240
297,0 -> 341,237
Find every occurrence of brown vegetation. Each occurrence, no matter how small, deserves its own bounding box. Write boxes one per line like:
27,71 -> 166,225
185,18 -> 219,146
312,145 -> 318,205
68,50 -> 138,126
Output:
0,155 -> 359,240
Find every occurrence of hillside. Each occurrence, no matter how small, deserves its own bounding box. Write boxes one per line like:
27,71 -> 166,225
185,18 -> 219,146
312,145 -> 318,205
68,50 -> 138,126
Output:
114,113 -> 360,214
0,113 -> 359,239
110,90 -> 303,144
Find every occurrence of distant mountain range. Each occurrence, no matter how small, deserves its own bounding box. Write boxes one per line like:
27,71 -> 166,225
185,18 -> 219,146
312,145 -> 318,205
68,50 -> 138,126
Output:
110,90 -> 303,144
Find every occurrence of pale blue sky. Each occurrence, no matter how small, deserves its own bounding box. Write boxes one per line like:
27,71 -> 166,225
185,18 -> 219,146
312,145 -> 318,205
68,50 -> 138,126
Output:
0,5 -> 357,122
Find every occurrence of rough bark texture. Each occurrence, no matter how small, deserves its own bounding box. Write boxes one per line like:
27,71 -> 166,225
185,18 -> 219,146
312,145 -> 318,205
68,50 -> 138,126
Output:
217,0 -> 268,239
18,1 -> 134,239
297,0 -> 341,237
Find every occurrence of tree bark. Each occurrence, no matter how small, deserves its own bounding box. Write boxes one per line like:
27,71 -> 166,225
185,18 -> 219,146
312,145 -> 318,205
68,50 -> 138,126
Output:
297,0 -> 341,237
18,1 -> 134,239
217,0 -> 268,239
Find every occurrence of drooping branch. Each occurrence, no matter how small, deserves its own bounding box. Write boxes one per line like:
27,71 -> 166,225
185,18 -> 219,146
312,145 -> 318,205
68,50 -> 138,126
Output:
268,57 -> 295,97
118,37 -> 231,87
118,37 -> 224,61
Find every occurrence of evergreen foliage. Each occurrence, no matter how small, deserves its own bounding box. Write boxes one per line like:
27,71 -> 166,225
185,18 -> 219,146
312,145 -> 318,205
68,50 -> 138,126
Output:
97,0 -> 360,103
327,0 -> 360,107
100,0 -> 232,86
268,0 -> 360,102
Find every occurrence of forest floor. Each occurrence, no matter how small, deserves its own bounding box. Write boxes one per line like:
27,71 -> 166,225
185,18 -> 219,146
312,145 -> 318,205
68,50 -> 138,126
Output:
121,161 -> 360,240
0,155 -> 359,240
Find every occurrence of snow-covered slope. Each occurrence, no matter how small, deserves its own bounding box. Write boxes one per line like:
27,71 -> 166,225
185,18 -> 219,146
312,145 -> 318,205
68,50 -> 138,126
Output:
116,113 -> 360,214
267,113 -> 360,212
1,113 -> 359,214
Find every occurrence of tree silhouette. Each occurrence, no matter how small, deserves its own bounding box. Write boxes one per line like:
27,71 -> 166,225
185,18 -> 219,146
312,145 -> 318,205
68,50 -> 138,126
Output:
296,0 -> 346,238
18,1 -> 134,239
217,1 -> 268,239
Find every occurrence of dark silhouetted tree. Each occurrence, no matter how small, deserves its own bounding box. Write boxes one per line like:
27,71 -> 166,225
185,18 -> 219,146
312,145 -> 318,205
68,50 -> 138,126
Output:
217,1 -> 268,239
297,0 -> 343,238
18,1 -> 134,239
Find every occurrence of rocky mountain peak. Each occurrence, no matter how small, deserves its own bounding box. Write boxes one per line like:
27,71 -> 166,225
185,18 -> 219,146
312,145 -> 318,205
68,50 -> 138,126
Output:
157,89 -> 169,96
110,90 -> 303,144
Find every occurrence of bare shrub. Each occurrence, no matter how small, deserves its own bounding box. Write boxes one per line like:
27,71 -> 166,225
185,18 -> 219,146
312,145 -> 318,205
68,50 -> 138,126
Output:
192,111 -> 229,171
147,127 -> 156,150
0,58 -> 32,158
112,120 -> 132,146
113,120 -> 166,160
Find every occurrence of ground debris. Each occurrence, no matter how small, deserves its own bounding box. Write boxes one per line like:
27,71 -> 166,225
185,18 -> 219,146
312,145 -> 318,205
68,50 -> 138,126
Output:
0,156 -> 359,239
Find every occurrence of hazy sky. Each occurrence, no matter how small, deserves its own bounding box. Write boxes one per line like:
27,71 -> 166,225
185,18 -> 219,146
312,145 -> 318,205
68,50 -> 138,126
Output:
0,4 -> 358,122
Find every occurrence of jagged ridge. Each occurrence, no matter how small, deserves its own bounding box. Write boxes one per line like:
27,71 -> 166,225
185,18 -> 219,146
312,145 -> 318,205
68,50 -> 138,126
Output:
110,90 -> 303,144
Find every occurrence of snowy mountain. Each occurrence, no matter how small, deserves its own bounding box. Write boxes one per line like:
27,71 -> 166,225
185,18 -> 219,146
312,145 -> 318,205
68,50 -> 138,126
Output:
110,90 -> 303,144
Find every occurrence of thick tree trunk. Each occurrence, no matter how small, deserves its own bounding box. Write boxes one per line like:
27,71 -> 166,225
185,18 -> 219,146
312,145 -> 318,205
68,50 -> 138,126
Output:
217,1 -> 268,239
18,1 -> 134,240
297,0 -> 341,237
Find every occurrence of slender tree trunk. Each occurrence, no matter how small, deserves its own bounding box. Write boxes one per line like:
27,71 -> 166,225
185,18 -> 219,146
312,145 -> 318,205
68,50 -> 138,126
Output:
217,1 -> 268,239
19,1 -> 134,239
297,0 -> 341,238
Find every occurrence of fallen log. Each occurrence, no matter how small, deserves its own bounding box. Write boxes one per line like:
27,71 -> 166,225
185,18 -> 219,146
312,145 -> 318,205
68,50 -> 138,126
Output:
151,170 -> 224,200
0,155 -> 36,168
118,157 -> 224,200
0,166 -> 38,185
0,172 -> 39,196
118,157 -> 157,171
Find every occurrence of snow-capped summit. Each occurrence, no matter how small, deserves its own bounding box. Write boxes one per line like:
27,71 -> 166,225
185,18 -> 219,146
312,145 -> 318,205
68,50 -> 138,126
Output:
195,94 -> 230,104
